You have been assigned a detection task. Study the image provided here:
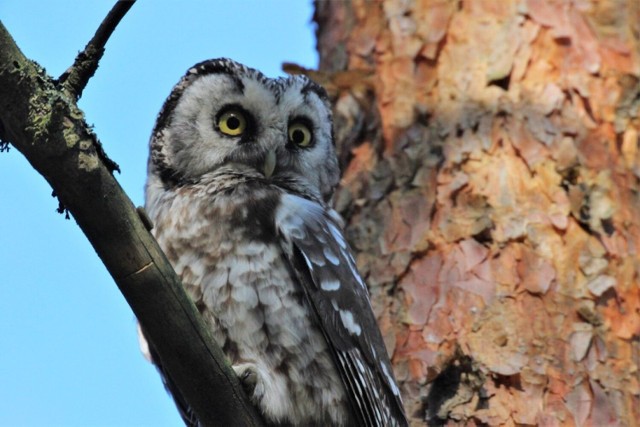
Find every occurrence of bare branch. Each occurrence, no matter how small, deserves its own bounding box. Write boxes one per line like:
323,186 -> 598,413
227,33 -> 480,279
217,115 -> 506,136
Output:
0,18 -> 264,427
58,0 -> 136,100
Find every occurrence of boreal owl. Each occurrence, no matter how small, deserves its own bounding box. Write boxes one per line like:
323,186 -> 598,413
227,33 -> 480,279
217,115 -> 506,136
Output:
140,58 -> 408,427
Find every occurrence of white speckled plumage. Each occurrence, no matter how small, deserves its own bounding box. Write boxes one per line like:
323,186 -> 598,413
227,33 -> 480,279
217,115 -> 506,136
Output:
142,58 -> 407,426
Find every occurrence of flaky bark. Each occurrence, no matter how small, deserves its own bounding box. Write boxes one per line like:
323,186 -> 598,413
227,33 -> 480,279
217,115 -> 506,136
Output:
0,13 -> 263,427
314,0 -> 640,425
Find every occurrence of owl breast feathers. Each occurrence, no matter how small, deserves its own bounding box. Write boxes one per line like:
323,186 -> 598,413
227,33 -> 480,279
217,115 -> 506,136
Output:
142,58 -> 408,426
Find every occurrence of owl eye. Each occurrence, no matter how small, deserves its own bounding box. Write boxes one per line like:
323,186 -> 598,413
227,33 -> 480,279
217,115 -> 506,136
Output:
217,108 -> 247,136
288,121 -> 313,148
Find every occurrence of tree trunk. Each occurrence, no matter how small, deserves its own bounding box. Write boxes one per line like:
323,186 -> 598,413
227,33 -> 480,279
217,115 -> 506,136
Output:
314,1 -> 640,425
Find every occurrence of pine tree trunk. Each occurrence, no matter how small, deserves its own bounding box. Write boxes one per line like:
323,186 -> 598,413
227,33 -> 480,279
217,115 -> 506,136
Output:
313,1 -> 640,425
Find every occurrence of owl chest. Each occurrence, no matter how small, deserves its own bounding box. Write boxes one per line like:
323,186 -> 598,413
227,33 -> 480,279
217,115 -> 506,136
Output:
154,190 -> 323,360
198,234 -> 308,357
150,187 -> 350,423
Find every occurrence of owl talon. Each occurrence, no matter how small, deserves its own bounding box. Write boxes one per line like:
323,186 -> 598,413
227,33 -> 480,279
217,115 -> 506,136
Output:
233,363 -> 259,397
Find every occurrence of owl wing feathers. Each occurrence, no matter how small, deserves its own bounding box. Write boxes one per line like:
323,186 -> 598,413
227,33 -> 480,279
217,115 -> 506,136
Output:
275,194 -> 408,427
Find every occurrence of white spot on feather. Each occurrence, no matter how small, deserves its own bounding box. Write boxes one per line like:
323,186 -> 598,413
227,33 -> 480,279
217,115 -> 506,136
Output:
321,278 -> 340,291
380,362 -> 401,396
339,309 -> 362,336
323,247 -> 340,265
328,222 -> 347,249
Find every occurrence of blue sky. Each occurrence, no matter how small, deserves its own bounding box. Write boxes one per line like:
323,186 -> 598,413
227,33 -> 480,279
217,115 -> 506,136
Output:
0,2 -> 317,425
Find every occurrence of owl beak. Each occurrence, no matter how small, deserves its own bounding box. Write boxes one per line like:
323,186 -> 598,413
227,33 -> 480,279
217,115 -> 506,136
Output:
263,148 -> 277,179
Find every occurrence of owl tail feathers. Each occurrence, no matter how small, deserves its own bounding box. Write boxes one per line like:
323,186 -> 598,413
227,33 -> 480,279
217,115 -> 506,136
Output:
136,323 -> 153,363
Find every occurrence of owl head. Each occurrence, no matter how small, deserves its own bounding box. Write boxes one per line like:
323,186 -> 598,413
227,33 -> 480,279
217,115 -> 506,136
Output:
147,58 -> 339,201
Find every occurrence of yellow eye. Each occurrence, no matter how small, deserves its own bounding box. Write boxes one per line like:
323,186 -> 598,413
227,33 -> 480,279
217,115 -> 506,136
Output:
288,122 -> 313,147
217,109 -> 247,136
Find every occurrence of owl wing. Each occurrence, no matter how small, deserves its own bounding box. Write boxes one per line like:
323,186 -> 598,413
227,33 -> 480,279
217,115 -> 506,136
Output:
275,194 -> 408,427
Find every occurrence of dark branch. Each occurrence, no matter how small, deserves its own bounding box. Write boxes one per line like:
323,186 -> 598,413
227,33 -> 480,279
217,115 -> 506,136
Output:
0,17 -> 264,427
58,0 -> 136,100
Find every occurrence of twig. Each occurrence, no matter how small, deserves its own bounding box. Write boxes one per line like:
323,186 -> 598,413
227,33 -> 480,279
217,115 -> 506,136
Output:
58,0 -> 136,100
57,0 -> 132,173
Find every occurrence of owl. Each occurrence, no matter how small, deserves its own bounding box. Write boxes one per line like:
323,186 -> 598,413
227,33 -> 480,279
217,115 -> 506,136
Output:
141,58 -> 408,426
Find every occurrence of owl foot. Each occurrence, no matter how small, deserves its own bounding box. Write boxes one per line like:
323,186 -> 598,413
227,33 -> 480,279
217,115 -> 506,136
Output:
233,363 -> 261,399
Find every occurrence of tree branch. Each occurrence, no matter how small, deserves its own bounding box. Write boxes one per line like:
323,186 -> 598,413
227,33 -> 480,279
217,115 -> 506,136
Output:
0,15 -> 263,427
58,0 -> 136,100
